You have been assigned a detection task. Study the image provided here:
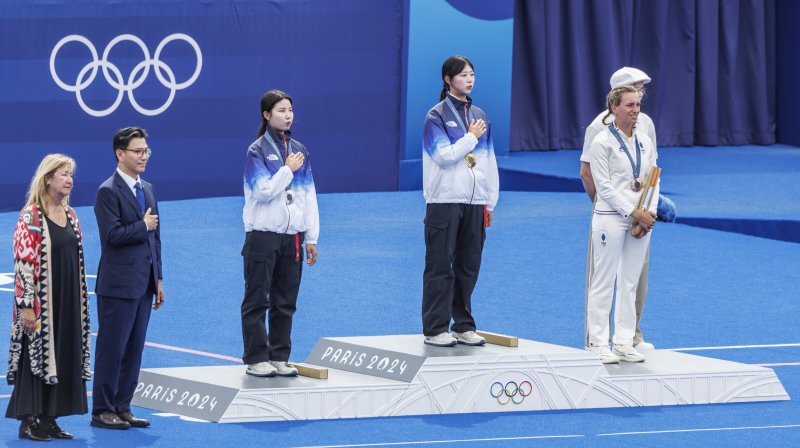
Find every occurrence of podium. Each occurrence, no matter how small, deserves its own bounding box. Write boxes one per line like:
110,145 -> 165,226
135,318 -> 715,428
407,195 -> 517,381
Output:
132,335 -> 789,422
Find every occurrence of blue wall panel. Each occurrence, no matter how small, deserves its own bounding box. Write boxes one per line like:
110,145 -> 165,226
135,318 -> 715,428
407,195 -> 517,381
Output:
0,0 -> 403,211
399,0 -> 514,190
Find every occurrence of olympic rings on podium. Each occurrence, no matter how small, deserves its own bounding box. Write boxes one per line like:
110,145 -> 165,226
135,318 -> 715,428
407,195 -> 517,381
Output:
489,380 -> 533,405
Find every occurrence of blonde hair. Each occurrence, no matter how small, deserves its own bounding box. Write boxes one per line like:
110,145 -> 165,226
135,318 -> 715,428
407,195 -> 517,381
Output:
601,85 -> 640,125
25,154 -> 76,216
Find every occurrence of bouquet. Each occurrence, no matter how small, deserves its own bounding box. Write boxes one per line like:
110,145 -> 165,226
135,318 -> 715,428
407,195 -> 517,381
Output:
630,166 -> 661,238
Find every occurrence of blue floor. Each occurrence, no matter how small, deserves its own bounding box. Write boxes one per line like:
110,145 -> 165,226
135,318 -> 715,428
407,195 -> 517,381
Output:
1,186 -> 799,446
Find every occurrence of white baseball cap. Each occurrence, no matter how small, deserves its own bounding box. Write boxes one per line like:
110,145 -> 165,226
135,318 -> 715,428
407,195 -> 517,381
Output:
609,67 -> 651,89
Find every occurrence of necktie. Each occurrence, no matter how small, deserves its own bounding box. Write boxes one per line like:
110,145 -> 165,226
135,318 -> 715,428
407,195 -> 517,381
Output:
134,182 -> 146,214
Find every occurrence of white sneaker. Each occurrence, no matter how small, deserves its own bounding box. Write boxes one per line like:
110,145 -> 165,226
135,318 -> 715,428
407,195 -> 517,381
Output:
452,331 -> 486,346
424,332 -> 457,347
635,341 -> 655,350
269,361 -> 298,377
587,345 -> 620,364
246,361 -> 277,377
613,344 -> 646,362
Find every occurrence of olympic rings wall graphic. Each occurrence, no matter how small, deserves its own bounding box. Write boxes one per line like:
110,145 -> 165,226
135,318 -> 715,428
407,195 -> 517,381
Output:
489,380 -> 533,405
50,34 -> 202,117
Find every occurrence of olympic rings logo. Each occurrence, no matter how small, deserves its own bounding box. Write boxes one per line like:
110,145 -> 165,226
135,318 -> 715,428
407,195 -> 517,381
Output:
49,33 -> 202,117
489,380 -> 533,405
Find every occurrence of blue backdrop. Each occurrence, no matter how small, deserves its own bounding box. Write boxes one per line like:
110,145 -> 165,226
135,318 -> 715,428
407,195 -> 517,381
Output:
510,0 -> 777,151
399,0 -> 514,190
776,0 -> 800,146
0,0 -> 403,212
2,0 -> 797,211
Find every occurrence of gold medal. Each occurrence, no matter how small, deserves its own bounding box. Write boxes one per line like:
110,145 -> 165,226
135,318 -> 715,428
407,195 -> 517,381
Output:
465,153 -> 477,168
630,178 -> 642,192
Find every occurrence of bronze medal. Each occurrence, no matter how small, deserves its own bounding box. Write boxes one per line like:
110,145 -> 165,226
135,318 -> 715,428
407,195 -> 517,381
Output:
630,178 -> 642,192
465,153 -> 477,168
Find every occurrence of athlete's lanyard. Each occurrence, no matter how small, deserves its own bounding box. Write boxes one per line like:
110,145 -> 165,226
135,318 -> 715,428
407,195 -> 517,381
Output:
264,131 -> 296,203
265,131 -> 293,160
445,95 -> 474,135
445,95 -> 478,169
607,124 -> 641,181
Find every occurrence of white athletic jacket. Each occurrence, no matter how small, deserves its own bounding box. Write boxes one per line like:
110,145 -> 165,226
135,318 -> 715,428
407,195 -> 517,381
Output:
589,124 -> 659,218
242,129 -> 320,244
422,94 -> 499,210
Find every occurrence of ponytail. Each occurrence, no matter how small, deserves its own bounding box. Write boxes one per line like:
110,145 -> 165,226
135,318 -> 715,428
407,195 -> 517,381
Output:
439,82 -> 449,102
257,117 -> 269,139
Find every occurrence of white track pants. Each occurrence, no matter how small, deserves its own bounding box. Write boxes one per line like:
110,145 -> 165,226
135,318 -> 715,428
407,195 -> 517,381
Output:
587,212 -> 651,347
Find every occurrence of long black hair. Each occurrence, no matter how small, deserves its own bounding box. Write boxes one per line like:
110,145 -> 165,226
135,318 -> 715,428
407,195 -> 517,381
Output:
439,55 -> 474,101
257,90 -> 293,137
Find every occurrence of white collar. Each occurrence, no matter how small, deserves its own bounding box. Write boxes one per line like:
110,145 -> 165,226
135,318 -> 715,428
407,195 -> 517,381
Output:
612,121 -> 637,140
116,167 -> 141,189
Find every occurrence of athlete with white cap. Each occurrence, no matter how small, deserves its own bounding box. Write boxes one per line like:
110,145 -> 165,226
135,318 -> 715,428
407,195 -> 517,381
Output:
580,67 -> 657,360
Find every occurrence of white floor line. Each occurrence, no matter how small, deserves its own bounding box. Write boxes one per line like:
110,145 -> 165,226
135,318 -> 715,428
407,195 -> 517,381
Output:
597,423 -> 800,437
670,343 -> 800,351
294,434 -> 584,448
754,362 -> 800,367
293,425 -> 800,448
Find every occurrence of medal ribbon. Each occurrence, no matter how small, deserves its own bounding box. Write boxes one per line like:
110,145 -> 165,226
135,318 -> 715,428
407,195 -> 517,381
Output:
607,124 -> 641,180
264,132 -> 292,204
445,95 -> 474,135
445,95 -> 477,169
264,131 -> 295,197
264,130 -> 293,161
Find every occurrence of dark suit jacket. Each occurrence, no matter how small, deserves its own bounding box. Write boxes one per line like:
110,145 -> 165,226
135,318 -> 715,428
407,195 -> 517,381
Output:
94,171 -> 162,299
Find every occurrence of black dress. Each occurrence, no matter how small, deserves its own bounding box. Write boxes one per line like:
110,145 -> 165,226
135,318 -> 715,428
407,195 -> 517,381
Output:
5,217 -> 88,419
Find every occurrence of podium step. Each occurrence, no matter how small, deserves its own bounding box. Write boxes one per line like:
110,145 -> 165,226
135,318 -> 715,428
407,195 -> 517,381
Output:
131,335 -> 789,422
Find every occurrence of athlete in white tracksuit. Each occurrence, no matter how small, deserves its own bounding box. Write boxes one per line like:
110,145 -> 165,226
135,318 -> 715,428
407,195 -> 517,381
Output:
421,55 -> 499,347
241,90 -> 319,378
586,85 -> 659,363
581,67 -> 657,350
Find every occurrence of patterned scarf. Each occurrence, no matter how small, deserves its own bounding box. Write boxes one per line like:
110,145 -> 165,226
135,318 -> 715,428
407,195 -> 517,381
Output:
7,204 -> 91,385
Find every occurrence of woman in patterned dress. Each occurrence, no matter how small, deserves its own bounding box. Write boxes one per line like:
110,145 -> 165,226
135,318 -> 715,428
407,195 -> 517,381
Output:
6,154 -> 92,441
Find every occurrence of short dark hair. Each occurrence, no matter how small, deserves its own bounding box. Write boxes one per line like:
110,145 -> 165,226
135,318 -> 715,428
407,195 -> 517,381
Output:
113,127 -> 148,161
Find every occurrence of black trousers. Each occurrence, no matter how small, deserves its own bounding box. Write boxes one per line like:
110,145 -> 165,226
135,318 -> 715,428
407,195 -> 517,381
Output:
422,203 -> 486,336
241,230 -> 303,364
92,275 -> 154,414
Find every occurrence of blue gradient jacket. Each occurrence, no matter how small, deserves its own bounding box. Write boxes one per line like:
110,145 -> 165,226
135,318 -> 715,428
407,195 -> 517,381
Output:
422,94 -> 499,209
243,129 -> 319,243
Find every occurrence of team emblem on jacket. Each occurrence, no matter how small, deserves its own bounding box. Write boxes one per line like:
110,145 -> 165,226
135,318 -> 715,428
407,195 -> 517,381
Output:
601,233 -> 607,246
446,120 -> 458,128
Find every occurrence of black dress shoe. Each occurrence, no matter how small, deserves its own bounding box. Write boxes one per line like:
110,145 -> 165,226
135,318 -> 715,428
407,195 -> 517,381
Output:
117,411 -> 150,428
19,416 -> 52,442
91,411 -> 131,430
41,418 -> 74,439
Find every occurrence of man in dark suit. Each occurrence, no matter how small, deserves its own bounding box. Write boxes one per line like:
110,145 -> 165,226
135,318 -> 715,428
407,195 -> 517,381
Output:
91,127 -> 165,430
